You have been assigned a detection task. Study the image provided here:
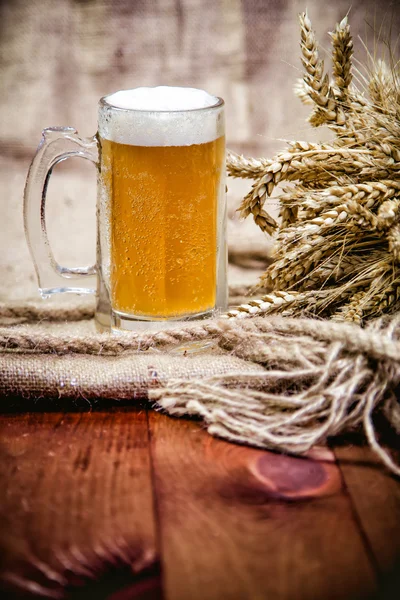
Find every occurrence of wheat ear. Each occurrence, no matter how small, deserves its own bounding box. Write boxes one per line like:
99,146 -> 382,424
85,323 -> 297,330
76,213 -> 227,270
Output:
299,12 -> 345,127
330,16 -> 353,106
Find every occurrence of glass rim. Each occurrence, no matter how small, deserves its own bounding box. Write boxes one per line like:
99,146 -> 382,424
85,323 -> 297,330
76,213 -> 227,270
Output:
99,88 -> 224,114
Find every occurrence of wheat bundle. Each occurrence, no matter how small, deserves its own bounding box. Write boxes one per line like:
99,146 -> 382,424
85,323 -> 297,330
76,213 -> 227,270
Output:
226,13 -> 400,325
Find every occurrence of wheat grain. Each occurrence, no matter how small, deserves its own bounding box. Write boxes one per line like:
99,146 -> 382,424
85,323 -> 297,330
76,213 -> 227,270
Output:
332,291 -> 367,324
222,291 -> 300,319
388,224 -> 400,264
293,78 -> 313,105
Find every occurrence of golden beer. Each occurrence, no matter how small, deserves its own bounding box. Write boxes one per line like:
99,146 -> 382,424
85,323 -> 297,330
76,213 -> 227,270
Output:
101,135 -> 225,318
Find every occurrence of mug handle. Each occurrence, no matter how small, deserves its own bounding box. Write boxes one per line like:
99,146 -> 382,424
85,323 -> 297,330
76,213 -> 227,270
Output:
24,127 -> 99,297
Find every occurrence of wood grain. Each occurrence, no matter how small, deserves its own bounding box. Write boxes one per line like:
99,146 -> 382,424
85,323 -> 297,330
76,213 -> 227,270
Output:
148,412 -> 378,600
334,442 -> 400,600
0,408 -> 162,599
1,406 -> 399,599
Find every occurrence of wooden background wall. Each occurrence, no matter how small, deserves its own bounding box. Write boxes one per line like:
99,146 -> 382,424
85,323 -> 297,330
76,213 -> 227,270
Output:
0,0 -> 398,300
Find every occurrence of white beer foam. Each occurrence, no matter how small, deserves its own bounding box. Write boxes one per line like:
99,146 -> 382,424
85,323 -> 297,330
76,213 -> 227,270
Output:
106,86 -> 218,111
99,86 -> 223,147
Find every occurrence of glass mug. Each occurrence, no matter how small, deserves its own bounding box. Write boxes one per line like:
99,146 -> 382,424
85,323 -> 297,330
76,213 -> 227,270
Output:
24,87 -> 227,331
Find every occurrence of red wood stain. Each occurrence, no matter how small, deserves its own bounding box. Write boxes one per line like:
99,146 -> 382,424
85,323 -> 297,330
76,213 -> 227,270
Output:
204,436 -> 341,502
251,452 -> 341,500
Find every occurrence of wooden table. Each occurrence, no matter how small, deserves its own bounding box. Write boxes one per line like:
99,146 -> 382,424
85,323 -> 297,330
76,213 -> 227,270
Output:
0,404 -> 399,600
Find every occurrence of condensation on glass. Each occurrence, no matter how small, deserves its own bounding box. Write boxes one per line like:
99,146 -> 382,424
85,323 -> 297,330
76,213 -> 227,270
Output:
24,87 -> 227,332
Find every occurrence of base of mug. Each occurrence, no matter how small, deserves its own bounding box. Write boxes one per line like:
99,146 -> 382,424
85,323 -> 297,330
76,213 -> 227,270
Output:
110,308 -> 216,333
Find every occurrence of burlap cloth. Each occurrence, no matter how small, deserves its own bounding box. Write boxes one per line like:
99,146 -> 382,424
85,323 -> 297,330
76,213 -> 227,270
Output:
0,305 -> 267,401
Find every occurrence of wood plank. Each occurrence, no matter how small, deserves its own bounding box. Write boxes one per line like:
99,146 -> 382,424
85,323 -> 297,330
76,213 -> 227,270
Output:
334,442 -> 400,599
148,412 -> 377,600
0,407 -> 162,599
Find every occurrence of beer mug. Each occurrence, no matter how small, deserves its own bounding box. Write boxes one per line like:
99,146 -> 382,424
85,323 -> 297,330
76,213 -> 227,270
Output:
24,87 -> 227,331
